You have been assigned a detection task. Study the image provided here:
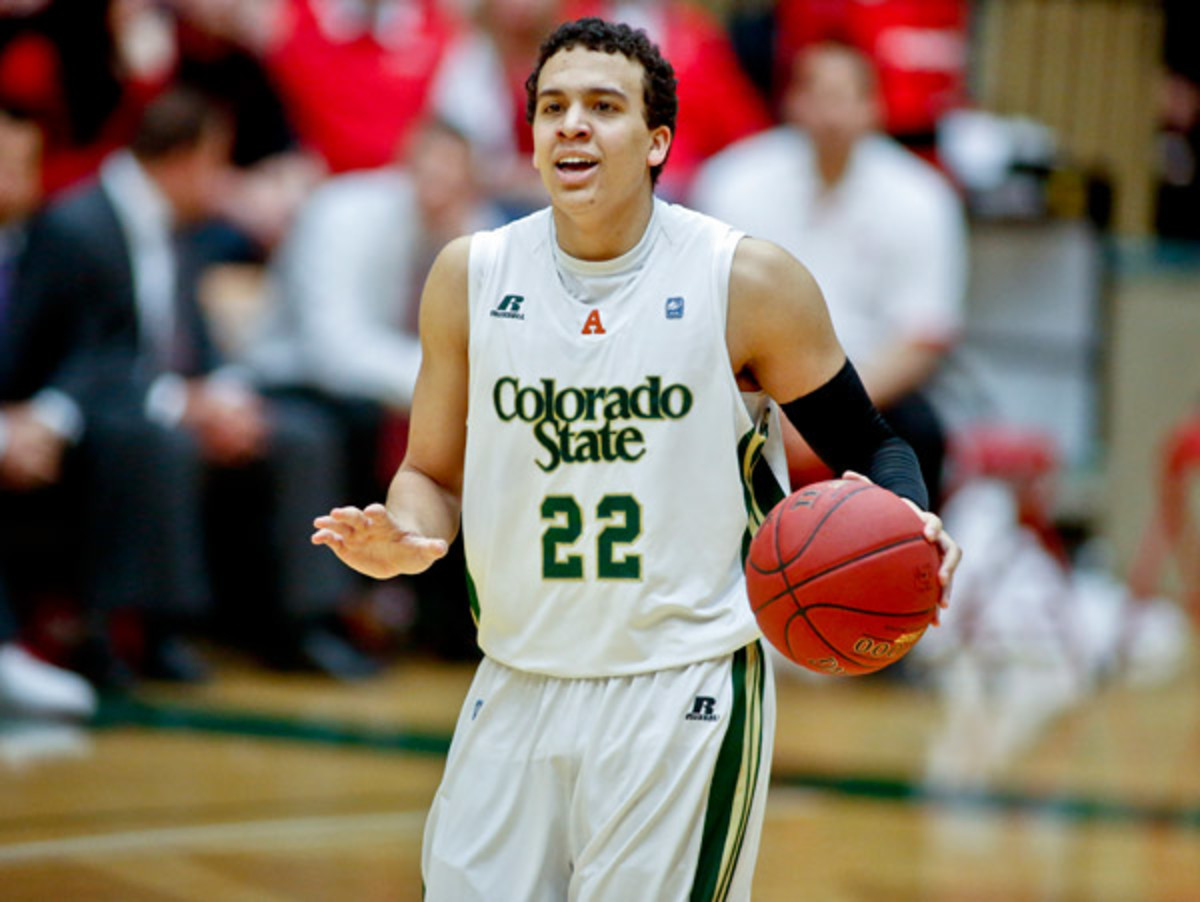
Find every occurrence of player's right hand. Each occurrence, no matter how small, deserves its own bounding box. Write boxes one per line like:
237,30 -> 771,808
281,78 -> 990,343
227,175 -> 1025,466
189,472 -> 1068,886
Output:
311,503 -> 449,579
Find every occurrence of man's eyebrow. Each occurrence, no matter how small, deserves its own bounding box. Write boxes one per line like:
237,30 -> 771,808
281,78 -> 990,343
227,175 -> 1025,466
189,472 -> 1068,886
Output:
536,85 -> 631,101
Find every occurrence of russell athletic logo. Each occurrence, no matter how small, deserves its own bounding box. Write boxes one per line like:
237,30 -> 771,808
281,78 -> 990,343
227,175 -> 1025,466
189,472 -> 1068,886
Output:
493,375 -> 693,472
491,294 -> 525,320
685,696 -> 719,722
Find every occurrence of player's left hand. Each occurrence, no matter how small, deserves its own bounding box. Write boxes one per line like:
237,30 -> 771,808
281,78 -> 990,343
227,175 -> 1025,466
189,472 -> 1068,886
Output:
312,503 -> 449,579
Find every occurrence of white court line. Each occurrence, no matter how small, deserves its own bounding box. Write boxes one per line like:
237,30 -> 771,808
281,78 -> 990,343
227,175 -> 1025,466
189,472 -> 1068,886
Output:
0,809 -> 427,864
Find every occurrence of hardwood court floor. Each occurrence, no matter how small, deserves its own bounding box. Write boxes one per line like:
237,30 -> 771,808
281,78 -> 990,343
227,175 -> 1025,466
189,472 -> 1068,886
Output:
1,648 -> 1198,900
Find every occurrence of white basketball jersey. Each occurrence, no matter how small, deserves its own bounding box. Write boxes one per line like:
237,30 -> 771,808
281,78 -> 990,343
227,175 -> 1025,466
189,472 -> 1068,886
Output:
462,199 -> 788,677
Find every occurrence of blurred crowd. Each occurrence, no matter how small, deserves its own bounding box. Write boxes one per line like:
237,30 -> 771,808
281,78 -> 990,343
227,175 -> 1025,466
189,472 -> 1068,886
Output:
0,0 -> 1193,721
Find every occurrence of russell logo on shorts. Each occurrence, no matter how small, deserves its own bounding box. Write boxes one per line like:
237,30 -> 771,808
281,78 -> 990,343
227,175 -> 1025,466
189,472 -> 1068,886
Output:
685,696 -> 720,722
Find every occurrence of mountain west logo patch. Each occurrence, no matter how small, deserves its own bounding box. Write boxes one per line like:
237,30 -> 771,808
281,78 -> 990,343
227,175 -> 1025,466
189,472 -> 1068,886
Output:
491,294 -> 525,320
665,296 -> 685,320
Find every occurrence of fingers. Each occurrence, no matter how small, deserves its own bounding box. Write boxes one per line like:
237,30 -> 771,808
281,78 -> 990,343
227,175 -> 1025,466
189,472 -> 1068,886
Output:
310,505 -> 449,560
411,536 -> 450,561
912,509 -> 960,613
312,505 -> 371,545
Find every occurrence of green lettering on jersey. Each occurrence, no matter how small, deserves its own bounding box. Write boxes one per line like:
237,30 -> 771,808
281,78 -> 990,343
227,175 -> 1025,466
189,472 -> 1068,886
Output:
494,375 -> 691,472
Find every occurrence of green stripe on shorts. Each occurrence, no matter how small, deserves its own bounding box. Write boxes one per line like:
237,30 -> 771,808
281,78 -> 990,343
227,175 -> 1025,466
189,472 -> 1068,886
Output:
690,642 -> 765,902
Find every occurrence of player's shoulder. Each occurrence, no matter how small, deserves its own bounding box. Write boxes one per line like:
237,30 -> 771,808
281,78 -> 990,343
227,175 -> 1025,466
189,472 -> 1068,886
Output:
730,236 -> 819,302
654,196 -> 739,242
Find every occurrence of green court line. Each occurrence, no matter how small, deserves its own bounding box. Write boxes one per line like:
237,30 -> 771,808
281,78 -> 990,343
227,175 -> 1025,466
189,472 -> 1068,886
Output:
771,772 -> 1200,832
92,694 -> 451,756
92,695 -> 1200,832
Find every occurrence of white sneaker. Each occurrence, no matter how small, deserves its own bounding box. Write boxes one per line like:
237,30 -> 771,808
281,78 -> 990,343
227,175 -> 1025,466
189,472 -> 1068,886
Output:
0,643 -> 97,720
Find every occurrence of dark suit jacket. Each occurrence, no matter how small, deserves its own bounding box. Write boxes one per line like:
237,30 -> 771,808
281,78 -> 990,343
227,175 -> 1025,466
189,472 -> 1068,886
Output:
0,180 -> 220,413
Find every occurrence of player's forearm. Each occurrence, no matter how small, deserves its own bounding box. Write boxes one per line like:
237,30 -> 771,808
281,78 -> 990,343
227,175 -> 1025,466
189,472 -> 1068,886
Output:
385,465 -> 462,544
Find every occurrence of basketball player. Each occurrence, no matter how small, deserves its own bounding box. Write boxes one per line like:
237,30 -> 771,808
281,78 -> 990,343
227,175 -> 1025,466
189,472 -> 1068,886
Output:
313,18 -> 960,900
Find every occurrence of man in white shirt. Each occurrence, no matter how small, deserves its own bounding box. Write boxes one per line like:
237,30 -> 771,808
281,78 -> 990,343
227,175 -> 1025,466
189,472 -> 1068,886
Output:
691,41 -> 968,506
250,117 -> 504,658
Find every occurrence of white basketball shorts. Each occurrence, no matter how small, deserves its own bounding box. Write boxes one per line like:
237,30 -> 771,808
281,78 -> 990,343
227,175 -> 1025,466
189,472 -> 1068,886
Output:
422,641 -> 775,901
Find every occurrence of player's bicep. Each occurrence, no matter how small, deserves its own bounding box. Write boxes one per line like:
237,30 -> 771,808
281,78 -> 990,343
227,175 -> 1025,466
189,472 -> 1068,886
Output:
401,235 -> 471,496
728,237 -> 846,403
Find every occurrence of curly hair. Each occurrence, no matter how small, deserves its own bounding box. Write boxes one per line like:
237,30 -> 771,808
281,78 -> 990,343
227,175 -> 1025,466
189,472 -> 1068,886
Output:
525,17 -> 678,185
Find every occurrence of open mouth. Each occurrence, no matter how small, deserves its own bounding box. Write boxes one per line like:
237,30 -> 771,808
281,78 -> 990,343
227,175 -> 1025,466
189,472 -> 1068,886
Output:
555,156 -> 598,174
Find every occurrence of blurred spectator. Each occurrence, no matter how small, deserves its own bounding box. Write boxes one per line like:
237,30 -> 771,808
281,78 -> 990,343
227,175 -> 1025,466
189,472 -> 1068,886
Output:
0,106 -> 97,717
249,117 -> 502,658
0,0 -> 175,196
564,0 -> 772,200
428,0 -> 562,216
773,0 -> 968,153
170,0 -> 462,175
3,87 -> 371,681
171,4 -> 327,257
1156,0 -> 1200,240
692,42 -> 967,507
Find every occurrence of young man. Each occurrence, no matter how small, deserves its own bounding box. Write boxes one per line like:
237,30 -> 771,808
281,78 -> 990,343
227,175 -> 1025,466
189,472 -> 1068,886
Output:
313,18 -> 960,900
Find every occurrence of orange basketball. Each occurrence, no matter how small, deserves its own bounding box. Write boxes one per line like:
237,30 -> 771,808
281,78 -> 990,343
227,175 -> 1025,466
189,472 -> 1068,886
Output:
745,479 -> 940,676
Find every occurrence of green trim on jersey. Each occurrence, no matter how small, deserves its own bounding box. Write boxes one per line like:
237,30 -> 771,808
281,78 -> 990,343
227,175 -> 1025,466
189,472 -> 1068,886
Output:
465,566 -> 480,627
690,642 -> 766,902
738,417 -> 787,562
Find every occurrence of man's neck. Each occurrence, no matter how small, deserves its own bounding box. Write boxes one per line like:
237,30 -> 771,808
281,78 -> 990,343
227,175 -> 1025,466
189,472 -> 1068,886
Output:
815,146 -> 852,189
551,191 -> 655,262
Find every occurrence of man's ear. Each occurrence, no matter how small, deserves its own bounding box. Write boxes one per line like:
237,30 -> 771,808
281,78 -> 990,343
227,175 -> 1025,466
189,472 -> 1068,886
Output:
648,126 -> 671,169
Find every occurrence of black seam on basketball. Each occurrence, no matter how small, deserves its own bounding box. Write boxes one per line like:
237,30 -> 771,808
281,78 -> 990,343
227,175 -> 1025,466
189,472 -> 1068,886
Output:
801,604 -> 935,618
786,608 -> 847,665
751,533 -> 926,583
749,535 -> 930,614
795,606 -> 924,670
770,483 -> 875,576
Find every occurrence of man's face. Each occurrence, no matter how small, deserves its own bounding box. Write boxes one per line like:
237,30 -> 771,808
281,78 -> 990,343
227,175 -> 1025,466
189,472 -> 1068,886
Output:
0,114 -> 42,224
411,126 -> 475,220
786,47 -> 878,155
530,46 -> 670,213
171,125 -> 232,223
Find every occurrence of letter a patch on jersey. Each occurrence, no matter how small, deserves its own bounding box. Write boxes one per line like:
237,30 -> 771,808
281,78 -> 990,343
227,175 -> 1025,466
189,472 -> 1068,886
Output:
581,309 -> 606,335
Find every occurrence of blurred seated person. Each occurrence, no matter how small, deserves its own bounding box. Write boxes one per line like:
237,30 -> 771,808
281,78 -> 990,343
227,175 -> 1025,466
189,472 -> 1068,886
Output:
771,0 -> 969,153
248,117 -> 503,659
3,86 -> 371,681
428,0 -> 562,216
691,41 -> 966,506
0,0 -> 175,197
169,2 -> 328,258
0,106 -> 98,715
0,578 -> 96,718
167,0 -> 461,175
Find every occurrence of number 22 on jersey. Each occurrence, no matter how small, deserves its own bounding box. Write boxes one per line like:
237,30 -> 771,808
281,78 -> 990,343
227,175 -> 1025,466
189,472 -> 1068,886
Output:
541,494 -> 642,580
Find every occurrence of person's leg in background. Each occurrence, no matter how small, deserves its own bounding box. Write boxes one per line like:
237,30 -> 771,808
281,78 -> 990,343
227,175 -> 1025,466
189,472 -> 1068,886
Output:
205,392 -> 377,679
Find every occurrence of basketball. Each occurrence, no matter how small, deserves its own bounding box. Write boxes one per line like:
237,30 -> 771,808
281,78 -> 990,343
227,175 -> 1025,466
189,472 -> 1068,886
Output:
745,479 -> 940,676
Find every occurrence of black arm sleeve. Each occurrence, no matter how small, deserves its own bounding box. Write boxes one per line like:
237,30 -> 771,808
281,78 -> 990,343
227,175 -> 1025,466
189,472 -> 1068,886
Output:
779,359 -> 929,510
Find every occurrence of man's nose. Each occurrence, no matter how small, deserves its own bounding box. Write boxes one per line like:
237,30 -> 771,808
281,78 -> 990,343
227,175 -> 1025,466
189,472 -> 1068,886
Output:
559,103 -> 591,137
